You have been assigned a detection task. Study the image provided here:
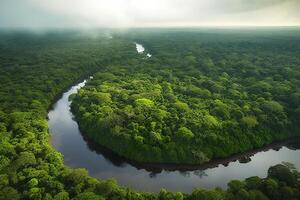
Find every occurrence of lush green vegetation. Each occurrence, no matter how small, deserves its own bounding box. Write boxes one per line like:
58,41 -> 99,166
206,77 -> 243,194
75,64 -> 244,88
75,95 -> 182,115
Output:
0,29 -> 300,200
72,29 -> 300,164
0,31 -> 143,199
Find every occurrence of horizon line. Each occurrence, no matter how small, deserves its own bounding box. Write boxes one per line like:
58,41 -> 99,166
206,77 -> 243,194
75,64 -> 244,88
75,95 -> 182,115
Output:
0,25 -> 300,31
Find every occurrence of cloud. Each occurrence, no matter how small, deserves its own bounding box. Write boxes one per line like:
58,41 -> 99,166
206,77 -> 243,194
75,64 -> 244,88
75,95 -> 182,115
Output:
0,0 -> 299,29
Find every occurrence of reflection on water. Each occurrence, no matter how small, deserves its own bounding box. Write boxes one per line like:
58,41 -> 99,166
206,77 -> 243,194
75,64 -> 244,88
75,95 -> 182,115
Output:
135,42 -> 152,58
135,43 -> 145,53
48,79 -> 300,192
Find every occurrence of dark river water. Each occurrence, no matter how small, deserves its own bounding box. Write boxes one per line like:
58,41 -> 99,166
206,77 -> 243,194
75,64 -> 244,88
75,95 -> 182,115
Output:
48,78 -> 300,192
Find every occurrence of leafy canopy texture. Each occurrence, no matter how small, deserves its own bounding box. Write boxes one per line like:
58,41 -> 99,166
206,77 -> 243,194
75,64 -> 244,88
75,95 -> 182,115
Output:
1,29 -> 300,199
72,30 -> 300,164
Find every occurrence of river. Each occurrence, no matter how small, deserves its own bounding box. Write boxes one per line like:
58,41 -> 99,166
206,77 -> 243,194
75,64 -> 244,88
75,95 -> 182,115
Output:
135,42 -> 152,58
48,78 -> 300,192
48,43 -> 300,192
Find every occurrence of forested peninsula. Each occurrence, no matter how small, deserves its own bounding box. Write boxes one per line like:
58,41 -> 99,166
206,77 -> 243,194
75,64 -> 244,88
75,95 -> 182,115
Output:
72,30 -> 300,164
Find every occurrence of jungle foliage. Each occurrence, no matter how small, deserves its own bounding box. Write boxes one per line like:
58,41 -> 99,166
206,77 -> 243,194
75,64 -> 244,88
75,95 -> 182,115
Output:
0,29 -> 300,199
72,29 -> 300,164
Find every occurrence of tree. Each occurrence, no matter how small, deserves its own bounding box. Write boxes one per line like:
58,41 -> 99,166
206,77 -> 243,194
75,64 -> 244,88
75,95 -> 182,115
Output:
190,188 -> 225,200
159,189 -> 184,200
176,127 -> 194,141
241,116 -> 258,128
135,98 -> 154,108
64,168 -> 89,186
211,100 -> 230,120
174,101 -> 190,112
262,178 -> 278,199
203,114 -> 220,128
248,190 -> 270,200
54,192 -> 69,200
268,164 -> 297,186
92,92 -> 112,104
27,178 -> 39,188
228,180 -> 246,194
75,192 -> 104,200
245,176 -> 262,190
262,101 -> 284,113
95,179 -> 118,196
14,151 -> 36,170
0,187 -> 20,200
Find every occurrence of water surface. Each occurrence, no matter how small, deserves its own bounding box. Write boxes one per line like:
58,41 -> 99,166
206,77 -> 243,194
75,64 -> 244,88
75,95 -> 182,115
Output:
48,79 -> 300,192
135,42 -> 152,57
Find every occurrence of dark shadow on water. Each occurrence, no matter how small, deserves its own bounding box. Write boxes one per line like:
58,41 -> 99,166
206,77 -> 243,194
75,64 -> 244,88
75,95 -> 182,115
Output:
48,78 -> 300,192
80,129 -> 300,175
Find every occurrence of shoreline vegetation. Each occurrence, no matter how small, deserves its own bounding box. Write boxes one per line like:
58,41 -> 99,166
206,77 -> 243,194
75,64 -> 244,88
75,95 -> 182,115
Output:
69,127 -> 300,172
0,29 -> 300,199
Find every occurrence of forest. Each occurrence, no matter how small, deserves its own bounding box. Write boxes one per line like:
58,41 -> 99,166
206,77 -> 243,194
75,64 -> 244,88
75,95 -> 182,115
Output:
72,29 -> 300,164
0,29 -> 300,199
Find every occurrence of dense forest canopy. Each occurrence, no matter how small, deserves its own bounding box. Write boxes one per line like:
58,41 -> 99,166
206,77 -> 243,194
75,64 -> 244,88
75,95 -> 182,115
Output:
0,29 -> 300,199
72,29 -> 300,164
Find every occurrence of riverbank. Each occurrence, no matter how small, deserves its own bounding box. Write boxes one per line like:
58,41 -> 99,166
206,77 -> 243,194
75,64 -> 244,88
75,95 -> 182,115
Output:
48,78 -> 300,192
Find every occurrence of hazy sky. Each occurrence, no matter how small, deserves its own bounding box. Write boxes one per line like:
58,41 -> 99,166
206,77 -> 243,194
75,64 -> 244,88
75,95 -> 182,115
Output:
0,0 -> 299,29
